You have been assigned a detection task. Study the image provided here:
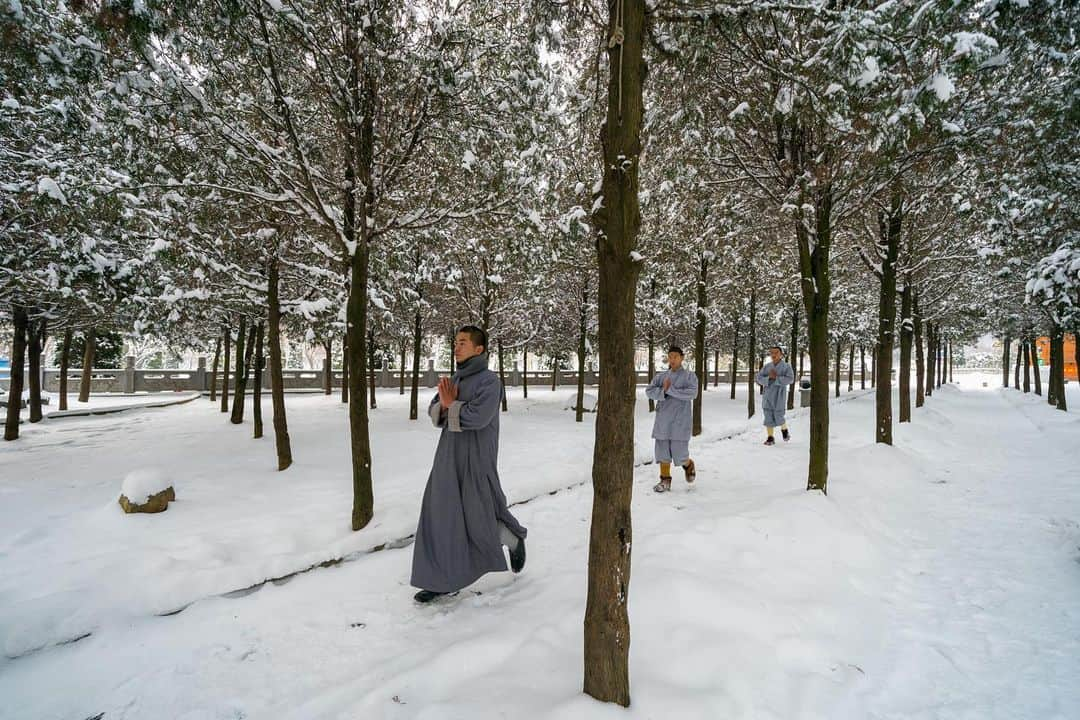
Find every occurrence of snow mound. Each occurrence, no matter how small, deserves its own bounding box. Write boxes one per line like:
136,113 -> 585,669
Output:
563,392 -> 598,413
120,468 -> 174,505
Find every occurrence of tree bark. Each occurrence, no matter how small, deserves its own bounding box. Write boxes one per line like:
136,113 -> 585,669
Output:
230,316 -> 249,424
899,279 -> 912,423
409,305 -> 423,421
1051,327 -> 1068,411
220,326 -> 231,412
747,290 -> 756,419
1001,335 -> 1010,388
729,319 -> 739,400
936,328 -> 944,389
647,329 -> 656,412
1030,335 -> 1042,396
714,348 -> 721,387
847,343 -> 854,393
27,318 -> 44,423
584,0 -> 644,704
210,336 -> 221,402
4,304 -> 28,441
914,294 -> 925,407
341,331 -> 349,404
1022,338 -> 1031,393
268,258 -> 293,470
926,324 -> 935,397
368,327 -> 377,410
77,328 -> 96,403
253,322 -> 265,439
949,338 -> 955,383
58,327 -> 73,412
577,284 -> 588,423
1013,341 -> 1021,391
788,302 -> 798,410
522,345 -> 529,399
499,338 -> 509,413
692,255 -> 708,436
325,339 -> 334,395
399,341 -> 407,396
860,344 -> 867,390
835,339 -> 842,399
551,356 -> 559,391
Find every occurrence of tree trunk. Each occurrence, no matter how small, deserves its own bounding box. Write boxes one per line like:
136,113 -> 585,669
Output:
27,319 -> 44,423
253,322 -> 265,439
409,306 -> 423,421
584,0 -> 644,704
58,327 -> 73,412
647,329 -> 656,412
551,356 -> 558,391
230,316 -> 249,424
1001,335 -> 1010,388
1051,327 -> 1067,411
220,326 -> 231,412
449,331 -> 456,374
899,279 -> 913,423
267,258 -> 293,471
847,343 -> 854,393
499,338 -> 509,413
234,323 -> 256,424
4,305 -> 28,441
1013,341 -> 1021,391
522,345 -> 529,399
325,339 -> 334,395
860,345 -> 867,390
936,328 -> 944,389
1030,334 -> 1042,396
341,331 -> 349,404
926,324 -> 935,397
714,348 -> 720,387
692,255 -> 708,436
399,341 -> 407,396
210,336 -> 221,402
747,290 -> 756,419
77,328 -> 96,403
368,327 -> 377,410
914,294 -> 925,407
1022,339 -> 1031,393
949,338 -> 955,383
577,284 -> 588,423
729,320 -> 740,400
788,302 -> 798,411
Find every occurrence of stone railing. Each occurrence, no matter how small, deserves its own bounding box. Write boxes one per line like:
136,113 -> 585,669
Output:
30,356 -> 735,393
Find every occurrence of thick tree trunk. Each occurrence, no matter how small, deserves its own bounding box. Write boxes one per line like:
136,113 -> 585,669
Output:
409,307 -> 422,421
577,285 -> 588,423
692,255 -> 708,436
325,339 -> 334,395
747,290 -> 756,419
267,259 -> 293,471
1051,327 -> 1067,411
729,320 -> 739,400
1022,339 -> 1031,393
253,322 -> 265,439
220,326 -> 231,412
78,328 -> 96,403
1001,335 -> 1010,388
4,305 -> 28,441
230,316 -> 249,424
210,336 -> 221,402
788,302 -> 798,411
27,319 -> 44,423
899,280 -> 913,423
58,327 -> 73,412
1030,334 -> 1042,396
584,1 -> 644,704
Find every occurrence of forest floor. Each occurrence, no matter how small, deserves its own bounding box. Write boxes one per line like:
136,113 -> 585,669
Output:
1,374 -> 1077,719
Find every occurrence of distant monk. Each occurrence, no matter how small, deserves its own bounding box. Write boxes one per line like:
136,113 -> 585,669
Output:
645,345 -> 698,492
755,345 -> 795,445
410,325 -> 527,603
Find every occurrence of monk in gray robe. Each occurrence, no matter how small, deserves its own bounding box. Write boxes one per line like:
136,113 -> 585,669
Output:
645,345 -> 698,492
410,325 -> 527,603
755,345 -> 795,445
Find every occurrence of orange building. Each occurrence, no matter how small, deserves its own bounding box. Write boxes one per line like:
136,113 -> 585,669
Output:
1035,334 -> 1078,381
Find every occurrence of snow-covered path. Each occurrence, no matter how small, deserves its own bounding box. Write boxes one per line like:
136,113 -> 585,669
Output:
1,380 -> 1077,719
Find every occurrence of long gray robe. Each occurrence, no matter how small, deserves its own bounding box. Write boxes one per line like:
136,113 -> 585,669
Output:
755,360 -> 795,427
410,354 -> 527,593
645,367 -> 698,440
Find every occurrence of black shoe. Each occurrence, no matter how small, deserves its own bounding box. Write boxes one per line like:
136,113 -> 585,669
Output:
509,536 -> 526,573
782,428 -> 790,442
414,589 -> 448,604
764,436 -> 775,446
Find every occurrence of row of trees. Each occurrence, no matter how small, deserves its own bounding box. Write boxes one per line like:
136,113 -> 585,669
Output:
2,0 -> 1076,706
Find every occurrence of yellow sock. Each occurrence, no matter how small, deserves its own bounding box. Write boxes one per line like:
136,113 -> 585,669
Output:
767,427 -> 775,438
660,462 -> 671,477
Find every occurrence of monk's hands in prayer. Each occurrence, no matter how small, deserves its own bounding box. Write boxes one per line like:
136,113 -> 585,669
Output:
663,377 -> 672,393
769,367 -> 778,379
438,377 -> 458,409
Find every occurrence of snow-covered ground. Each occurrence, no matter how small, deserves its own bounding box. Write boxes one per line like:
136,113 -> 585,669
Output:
1,378 -> 1078,719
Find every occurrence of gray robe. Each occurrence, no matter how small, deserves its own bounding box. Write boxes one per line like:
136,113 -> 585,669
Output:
645,367 -> 698,441
410,353 -> 527,593
755,360 -> 795,427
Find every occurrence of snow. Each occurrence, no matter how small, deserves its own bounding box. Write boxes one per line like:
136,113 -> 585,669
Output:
728,102 -> 749,119
36,176 -> 68,205
2,380 -> 1079,718
120,468 -> 173,504
929,72 -> 955,102
856,57 -> 880,87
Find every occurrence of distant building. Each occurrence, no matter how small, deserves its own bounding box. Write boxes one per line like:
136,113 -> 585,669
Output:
1035,335 -> 1078,381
